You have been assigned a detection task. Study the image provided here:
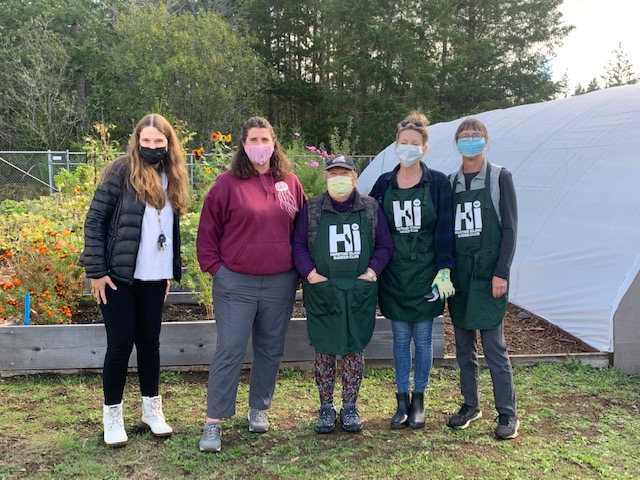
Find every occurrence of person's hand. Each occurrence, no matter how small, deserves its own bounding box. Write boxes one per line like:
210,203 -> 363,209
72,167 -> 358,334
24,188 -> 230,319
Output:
90,276 -> 117,305
165,279 -> 171,302
492,276 -> 508,298
307,269 -> 328,284
357,268 -> 377,283
431,268 -> 455,301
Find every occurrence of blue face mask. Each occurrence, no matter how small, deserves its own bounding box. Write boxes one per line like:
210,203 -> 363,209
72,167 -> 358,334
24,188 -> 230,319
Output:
456,137 -> 486,157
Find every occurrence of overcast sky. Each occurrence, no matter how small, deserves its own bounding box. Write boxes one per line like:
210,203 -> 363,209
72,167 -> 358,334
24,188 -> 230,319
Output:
550,0 -> 640,89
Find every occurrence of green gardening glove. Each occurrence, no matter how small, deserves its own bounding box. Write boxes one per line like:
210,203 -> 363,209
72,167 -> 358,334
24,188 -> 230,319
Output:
431,268 -> 455,301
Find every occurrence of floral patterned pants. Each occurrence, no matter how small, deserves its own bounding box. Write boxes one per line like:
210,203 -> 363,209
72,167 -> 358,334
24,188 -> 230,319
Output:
315,351 -> 364,405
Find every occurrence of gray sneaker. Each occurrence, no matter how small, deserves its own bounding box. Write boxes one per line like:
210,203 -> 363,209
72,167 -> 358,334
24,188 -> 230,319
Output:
315,404 -> 337,434
339,403 -> 362,432
447,404 -> 482,429
495,414 -> 520,440
248,409 -> 269,433
199,422 -> 221,452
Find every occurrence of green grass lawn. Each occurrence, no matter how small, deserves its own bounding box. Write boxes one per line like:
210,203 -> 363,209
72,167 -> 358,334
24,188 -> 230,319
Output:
1,362 -> 639,479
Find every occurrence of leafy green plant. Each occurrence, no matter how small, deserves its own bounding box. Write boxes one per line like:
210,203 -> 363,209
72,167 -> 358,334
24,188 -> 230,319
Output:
180,211 -> 213,318
283,131 -> 327,199
82,123 -> 120,181
189,131 -> 232,213
179,131 -> 234,318
329,115 -> 359,155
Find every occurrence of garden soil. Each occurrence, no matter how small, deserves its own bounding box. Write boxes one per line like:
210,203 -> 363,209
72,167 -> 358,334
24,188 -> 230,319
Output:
71,301 -> 593,356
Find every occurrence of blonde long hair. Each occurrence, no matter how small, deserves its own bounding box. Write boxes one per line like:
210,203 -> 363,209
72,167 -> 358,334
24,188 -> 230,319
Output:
125,114 -> 189,215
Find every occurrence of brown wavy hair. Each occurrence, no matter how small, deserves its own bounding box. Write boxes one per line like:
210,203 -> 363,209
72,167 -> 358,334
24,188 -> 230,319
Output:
124,113 -> 189,215
230,116 -> 292,181
396,111 -> 430,144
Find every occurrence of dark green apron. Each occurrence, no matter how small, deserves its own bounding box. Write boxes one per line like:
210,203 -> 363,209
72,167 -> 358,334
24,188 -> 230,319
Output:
448,163 -> 507,330
379,183 -> 443,322
305,210 -> 377,354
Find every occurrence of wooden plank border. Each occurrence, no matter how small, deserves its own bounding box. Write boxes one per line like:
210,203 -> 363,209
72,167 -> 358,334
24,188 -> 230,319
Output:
0,317 -> 444,373
0,316 -> 610,375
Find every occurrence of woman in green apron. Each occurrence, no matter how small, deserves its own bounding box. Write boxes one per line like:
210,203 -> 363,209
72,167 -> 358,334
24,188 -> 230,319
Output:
292,155 -> 393,434
446,117 -> 520,440
369,112 -> 455,429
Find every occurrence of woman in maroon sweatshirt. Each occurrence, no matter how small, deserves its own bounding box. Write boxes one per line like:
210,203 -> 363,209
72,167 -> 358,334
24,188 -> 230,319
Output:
196,117 -> 305,453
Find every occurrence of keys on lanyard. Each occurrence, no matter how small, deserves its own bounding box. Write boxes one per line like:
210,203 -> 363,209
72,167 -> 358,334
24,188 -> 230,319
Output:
158,233 -> 167,251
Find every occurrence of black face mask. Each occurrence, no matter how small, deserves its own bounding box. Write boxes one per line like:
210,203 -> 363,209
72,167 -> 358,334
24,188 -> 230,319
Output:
139,146 -> 167,165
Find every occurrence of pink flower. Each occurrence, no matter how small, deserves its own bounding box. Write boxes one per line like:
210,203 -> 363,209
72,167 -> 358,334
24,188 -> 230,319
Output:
310,161 -> 319,167
294,132 -> 300,137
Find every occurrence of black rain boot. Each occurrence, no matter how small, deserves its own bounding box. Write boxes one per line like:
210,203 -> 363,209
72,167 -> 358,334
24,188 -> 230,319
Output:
391,392 -> 410,429
407,391 -> 425,429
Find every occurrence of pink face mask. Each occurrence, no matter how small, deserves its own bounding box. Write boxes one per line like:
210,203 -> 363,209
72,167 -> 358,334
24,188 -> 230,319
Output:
245,144 -> 274,166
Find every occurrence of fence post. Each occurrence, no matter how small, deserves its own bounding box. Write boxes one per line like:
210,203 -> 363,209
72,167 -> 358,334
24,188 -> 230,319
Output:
47,150 -> 54,196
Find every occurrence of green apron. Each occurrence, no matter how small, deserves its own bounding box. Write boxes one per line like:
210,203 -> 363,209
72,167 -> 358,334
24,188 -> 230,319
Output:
304,210 -> 377,355
379,183 -> 443,321
448,163 -> 507,330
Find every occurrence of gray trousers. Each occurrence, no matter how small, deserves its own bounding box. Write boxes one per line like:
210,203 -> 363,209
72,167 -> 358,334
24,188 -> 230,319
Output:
206,266 -> 299,419
454,323 -> 517,417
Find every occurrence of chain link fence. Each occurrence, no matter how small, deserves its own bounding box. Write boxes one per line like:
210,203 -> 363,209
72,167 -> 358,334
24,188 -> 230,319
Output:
0,151 -> 375,202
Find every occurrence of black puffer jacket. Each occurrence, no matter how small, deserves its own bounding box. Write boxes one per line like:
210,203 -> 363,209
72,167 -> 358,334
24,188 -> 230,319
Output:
80,157 -> 182,284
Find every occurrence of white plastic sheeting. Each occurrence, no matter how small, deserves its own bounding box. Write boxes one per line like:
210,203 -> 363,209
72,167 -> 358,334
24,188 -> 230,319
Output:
358,85 -> 640,352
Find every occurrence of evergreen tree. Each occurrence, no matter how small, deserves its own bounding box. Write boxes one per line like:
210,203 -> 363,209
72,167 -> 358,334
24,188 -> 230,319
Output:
601,42 -> 637,87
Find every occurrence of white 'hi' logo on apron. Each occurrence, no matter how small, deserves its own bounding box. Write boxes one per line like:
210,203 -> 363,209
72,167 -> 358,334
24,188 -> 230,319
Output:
455,200 -> 483,238
392,199 -> 421,233
329,223 -> 362,259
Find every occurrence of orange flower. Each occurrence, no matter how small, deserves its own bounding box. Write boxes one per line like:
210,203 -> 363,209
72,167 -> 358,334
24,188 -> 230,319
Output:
47,311 -> 54,317
12,278 -> 21,286
211,132 -> 220,142
226,134 -> 232,143
5,251 -> 13,258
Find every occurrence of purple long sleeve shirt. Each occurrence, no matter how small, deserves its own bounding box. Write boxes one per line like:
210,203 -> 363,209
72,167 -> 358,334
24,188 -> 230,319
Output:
292,191 -> 394,278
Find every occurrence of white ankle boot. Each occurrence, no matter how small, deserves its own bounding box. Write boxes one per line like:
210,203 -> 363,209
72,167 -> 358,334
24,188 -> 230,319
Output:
103,402 -> 128,446
141,395 -> 173,437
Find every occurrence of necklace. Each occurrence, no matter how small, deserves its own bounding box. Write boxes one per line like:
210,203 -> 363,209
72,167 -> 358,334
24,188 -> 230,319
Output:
157,209 -> 166,251
398,166 -> 422,185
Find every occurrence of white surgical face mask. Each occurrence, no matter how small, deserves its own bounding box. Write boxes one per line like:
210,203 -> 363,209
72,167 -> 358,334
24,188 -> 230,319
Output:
396,144 -> 423,167
326,175 -> 354,198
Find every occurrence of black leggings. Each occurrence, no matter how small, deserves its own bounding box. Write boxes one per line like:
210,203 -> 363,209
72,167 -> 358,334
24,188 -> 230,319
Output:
100,279 -> 166,405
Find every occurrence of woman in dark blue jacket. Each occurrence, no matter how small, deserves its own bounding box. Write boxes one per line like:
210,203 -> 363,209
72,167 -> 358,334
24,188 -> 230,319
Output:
369,112 -> 454,429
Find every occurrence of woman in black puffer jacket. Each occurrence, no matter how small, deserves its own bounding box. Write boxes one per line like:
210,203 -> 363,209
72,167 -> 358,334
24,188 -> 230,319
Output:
81,113 -> 189,446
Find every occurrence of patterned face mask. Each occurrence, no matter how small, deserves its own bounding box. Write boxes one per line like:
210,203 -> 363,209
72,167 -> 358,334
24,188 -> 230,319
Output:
245,144 -> 274,165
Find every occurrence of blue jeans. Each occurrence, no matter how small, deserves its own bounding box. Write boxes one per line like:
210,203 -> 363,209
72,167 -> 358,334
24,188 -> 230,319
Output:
391,319 -> 434,393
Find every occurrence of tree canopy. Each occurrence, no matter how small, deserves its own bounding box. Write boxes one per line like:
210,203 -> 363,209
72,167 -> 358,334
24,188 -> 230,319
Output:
1,0 -> 631,153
